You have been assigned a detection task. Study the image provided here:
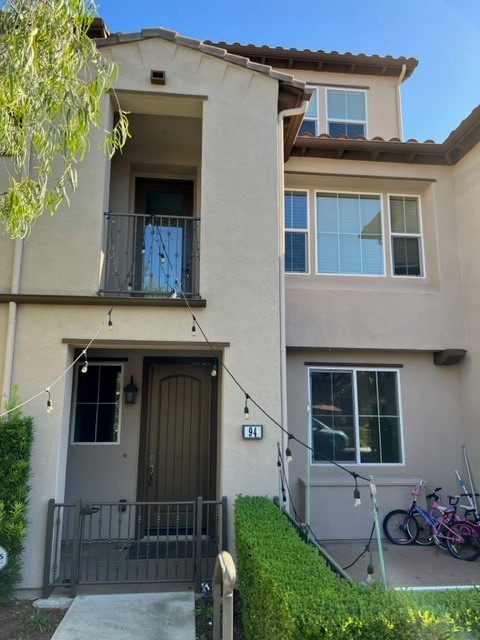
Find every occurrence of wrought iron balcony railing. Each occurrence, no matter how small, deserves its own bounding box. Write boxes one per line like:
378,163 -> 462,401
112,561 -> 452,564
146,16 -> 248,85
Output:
100,213 -> 200,298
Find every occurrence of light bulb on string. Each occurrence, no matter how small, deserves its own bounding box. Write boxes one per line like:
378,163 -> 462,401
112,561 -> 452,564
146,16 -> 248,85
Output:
285,434 -> 293,462
81,350 -> 88,374
107,309 -> 113,331
353,486 -> 361,507
367,556 -> 375,583
211,362 -> 217,377
244,394 -> 250,420
191,317 -> 196,338
45,389 -> 53,414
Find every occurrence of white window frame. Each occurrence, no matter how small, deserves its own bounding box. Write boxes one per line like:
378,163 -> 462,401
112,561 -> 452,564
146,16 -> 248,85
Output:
71,361 -> 123,445
284,189 -> 310,274
388,194 -> 425,278
315,189 -> 385,277
308,365 -> 405,466
299,86 -> 319,136
325,87 -> 368,139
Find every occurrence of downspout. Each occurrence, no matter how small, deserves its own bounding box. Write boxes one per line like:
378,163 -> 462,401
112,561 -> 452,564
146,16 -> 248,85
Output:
2,238 -> 24,410
277,100 -> 308,502
2,149 -> 29,411
396,64 -> 407,140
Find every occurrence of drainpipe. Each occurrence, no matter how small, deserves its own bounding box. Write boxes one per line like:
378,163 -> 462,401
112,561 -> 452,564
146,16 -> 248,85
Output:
277,100 -> 308,502
2,237 -> 24,410
396,64 -> 407,140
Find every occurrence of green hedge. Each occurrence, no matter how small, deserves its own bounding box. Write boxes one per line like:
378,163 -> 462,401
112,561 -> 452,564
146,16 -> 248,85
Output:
235,496 -> 480,639
0,405 -> 34,605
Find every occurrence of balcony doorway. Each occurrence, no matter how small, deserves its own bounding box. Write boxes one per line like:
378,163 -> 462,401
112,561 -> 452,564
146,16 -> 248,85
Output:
134,178 -> 195,297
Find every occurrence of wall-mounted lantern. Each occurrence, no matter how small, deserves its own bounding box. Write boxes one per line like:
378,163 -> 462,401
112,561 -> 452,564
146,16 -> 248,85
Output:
123,376 -> 138,405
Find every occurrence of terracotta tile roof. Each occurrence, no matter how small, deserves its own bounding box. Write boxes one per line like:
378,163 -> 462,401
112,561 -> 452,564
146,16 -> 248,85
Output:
205,41 -> 418,79
292,105 -> 480,165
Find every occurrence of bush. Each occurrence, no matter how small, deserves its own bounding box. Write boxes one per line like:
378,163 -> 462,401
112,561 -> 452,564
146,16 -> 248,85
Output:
235,495 -> 480,639
0,403 -> 33,605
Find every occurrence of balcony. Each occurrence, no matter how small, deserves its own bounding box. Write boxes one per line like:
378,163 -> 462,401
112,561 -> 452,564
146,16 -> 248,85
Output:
100,213 -> 200,298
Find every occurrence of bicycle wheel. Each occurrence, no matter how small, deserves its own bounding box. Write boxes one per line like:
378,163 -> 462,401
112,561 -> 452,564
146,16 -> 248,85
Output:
446,521 -> 480,561
413,514 -> 435,546
383,509 -> 419,544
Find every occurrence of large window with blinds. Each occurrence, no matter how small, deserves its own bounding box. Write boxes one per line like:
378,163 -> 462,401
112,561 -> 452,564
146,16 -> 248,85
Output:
316,192 -> 384,275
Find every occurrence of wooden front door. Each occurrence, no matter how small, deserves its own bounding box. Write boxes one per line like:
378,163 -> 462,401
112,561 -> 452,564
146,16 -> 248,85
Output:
139,363 -> 216,505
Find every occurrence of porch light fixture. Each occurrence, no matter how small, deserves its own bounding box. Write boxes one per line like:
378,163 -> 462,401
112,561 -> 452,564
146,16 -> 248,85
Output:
123,376 -> 138,405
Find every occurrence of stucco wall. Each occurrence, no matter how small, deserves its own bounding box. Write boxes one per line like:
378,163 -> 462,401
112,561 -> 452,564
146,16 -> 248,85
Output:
284,157 -> 467,351
0,37 -> 284,591
279,70 -> 402,140
286,348 -> 465,539
453,143 -> 480,475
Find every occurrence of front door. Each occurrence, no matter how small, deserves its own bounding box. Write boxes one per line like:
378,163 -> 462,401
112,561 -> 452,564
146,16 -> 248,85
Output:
138,362 -> 216,506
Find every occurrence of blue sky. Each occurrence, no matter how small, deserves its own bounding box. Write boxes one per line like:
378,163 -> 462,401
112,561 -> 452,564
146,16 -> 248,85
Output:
96,0 -> 480,143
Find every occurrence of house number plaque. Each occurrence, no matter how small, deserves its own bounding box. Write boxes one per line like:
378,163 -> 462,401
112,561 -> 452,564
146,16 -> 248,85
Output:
242,425 -> 263,439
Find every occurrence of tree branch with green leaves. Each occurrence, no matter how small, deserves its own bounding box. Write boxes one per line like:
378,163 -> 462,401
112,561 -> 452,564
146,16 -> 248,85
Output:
0,0 -> 129,238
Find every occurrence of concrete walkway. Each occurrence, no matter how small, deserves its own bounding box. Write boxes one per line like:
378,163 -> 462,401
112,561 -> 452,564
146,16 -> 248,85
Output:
42,592 -> 195,640
322,540 -> 480,589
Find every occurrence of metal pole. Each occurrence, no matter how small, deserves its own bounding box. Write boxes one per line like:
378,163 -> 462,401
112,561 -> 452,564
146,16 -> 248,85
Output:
462,445 -> 479,515
369,476 -> 387,589
306,404 -> 311,530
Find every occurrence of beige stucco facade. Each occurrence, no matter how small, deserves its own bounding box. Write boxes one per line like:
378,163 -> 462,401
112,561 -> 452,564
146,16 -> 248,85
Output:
0,35 -> 285,592
1,25 -> 480,593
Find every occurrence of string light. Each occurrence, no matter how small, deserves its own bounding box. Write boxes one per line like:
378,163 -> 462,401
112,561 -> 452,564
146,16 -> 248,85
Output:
153,242 -> 378,541
353,477 -> 361,507
211,361 -> 217,377
367,557 -> 375,583
81,350 -> 88,374
191,317 -> 196,338
0,307 -> 115,419
45,389 -> 53,414
244,394 -> 250,420
107,308 -> 113,331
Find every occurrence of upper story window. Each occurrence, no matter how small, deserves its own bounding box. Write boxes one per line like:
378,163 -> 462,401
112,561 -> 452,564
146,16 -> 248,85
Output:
310,367 -> 403,464
327,88 -> 367,138
72,363 -> 122,444
309,191 -> 425,277
389,196 -> 423,277
299,89 -> 319,136
285,191 -> 308,273
298,87 -> 368,139
316,192 -> 383,275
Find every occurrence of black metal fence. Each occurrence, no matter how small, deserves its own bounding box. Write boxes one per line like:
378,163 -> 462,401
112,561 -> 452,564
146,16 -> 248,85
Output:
42,497 -> 227,598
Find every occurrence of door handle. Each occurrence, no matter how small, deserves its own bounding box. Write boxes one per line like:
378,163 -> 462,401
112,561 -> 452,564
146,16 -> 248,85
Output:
148,464 -> 155,486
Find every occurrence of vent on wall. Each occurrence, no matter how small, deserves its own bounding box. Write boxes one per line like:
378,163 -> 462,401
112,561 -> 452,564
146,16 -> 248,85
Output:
151,70 -> 166,85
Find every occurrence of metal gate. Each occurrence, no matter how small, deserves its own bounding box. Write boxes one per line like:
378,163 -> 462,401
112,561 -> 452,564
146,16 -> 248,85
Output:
42,497 -> 227,598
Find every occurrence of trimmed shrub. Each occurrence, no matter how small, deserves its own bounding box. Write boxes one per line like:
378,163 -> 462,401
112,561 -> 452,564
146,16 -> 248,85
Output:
235,495 -> 480,639
0,404 -> 34,604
